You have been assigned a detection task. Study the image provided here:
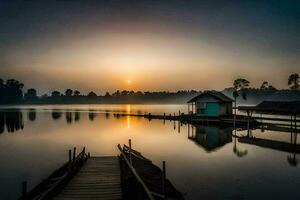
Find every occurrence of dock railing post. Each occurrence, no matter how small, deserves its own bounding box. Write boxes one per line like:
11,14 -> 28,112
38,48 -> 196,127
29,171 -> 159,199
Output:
73,147 -> 76,163
162,161 -> 166,199
68,149 -> 72,171
294,115 -> 297,132
129,139 -> 132,164
22,181 -> 27,199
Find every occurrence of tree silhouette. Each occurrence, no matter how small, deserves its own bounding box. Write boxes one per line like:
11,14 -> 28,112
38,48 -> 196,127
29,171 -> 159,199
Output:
233,78 -> 250,90
260,81 -> 269,90
74,90 -> 80,96
65,89 -> 73,97
288,73 -> 299,90
260,81 -> 277,91
232,78 -> 250,115
87,91 -> 97,98
1,79 -> 24,104
24,88 -> 38,101
51,91 -> 61,97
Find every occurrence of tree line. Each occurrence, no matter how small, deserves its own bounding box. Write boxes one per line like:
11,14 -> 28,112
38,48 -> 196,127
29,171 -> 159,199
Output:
223,73 -> 300,105
0,73 -> 299,105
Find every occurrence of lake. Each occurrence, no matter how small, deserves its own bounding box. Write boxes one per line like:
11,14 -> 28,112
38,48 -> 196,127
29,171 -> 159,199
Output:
0,104 -> 299,200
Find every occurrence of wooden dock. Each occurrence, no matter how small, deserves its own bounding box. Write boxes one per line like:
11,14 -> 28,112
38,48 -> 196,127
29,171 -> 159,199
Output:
20,144 -> 184,200
54,156 -> 122,200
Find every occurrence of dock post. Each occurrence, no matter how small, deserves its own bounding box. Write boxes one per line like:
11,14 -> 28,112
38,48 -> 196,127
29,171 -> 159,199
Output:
247,111 -> 250,136
179,110 -> 181,116
291,115 -> 293,131
68,149 -> 72,171
295,115 -> 297,132
162,161 -> 166,198
88,152 -> 90,158
129,139 -> 132,164
174,120 -> 176,130
22,181 -> 27,199
73,147 -> 76,162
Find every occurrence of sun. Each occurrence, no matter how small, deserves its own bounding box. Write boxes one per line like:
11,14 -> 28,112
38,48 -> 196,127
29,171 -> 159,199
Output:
127,80 -> 132,84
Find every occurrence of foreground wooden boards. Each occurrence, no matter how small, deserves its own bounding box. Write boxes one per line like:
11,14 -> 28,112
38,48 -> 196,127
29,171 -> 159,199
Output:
54,156 -> 122,200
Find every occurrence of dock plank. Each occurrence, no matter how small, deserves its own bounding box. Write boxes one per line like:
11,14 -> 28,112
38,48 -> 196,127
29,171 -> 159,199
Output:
54,156 -> 122,200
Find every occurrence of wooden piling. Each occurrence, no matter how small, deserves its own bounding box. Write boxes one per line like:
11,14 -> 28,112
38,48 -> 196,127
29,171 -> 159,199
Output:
295,115 -> 297,132
68,149 -> 72,171
73,147 -> 76,162
129,139 -> 132,164
291,115 -> 293,130
22,181 -> 27,199
162,161 -> 166,198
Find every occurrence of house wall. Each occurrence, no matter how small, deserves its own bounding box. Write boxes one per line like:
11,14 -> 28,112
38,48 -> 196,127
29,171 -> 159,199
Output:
192,94 -> 232,116
195,101 -> 232,116
219,102 -> 233,115
196,102 -> 220,116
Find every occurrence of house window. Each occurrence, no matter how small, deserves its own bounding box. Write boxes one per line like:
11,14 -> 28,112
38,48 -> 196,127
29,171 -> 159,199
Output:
197,102 -> 206,114
198,102 -> 206,109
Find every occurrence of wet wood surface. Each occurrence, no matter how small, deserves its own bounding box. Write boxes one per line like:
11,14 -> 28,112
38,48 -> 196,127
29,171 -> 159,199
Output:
54,156 -> 122,200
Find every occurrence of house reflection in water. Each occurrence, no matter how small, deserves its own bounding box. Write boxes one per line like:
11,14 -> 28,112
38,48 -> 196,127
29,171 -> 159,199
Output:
188,124 -> 233,152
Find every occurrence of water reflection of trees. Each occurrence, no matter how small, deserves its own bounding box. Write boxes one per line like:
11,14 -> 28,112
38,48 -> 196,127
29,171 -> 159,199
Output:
52,110 -> 99,122
287,132 -> 298,166
89,111 -> 96,121
65,112 -> 73,124
74,111 -> 80,121
52,110 -> 62,120
0,110 -> 24,133
27,109 -> 36,121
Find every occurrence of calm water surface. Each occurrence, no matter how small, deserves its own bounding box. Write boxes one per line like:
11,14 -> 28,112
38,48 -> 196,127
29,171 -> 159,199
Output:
0,104 -> 299,200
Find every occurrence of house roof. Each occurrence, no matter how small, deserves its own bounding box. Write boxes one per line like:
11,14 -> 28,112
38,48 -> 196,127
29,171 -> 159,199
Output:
238,101 -> 300,115
187,91 -> 233,103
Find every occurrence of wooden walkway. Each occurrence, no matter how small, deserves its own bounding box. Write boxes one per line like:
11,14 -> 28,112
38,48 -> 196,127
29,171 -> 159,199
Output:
54,156 -> 122,200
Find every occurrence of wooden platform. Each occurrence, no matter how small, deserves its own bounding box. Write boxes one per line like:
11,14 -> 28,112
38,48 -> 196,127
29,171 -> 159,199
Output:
54,156 -> 122,200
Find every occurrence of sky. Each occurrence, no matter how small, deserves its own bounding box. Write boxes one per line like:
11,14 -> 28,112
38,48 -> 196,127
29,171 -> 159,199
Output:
0,0 -> 299,94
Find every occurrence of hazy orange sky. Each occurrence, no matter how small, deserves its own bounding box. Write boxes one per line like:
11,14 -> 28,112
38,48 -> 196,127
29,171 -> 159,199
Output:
0,1 -> 299,94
